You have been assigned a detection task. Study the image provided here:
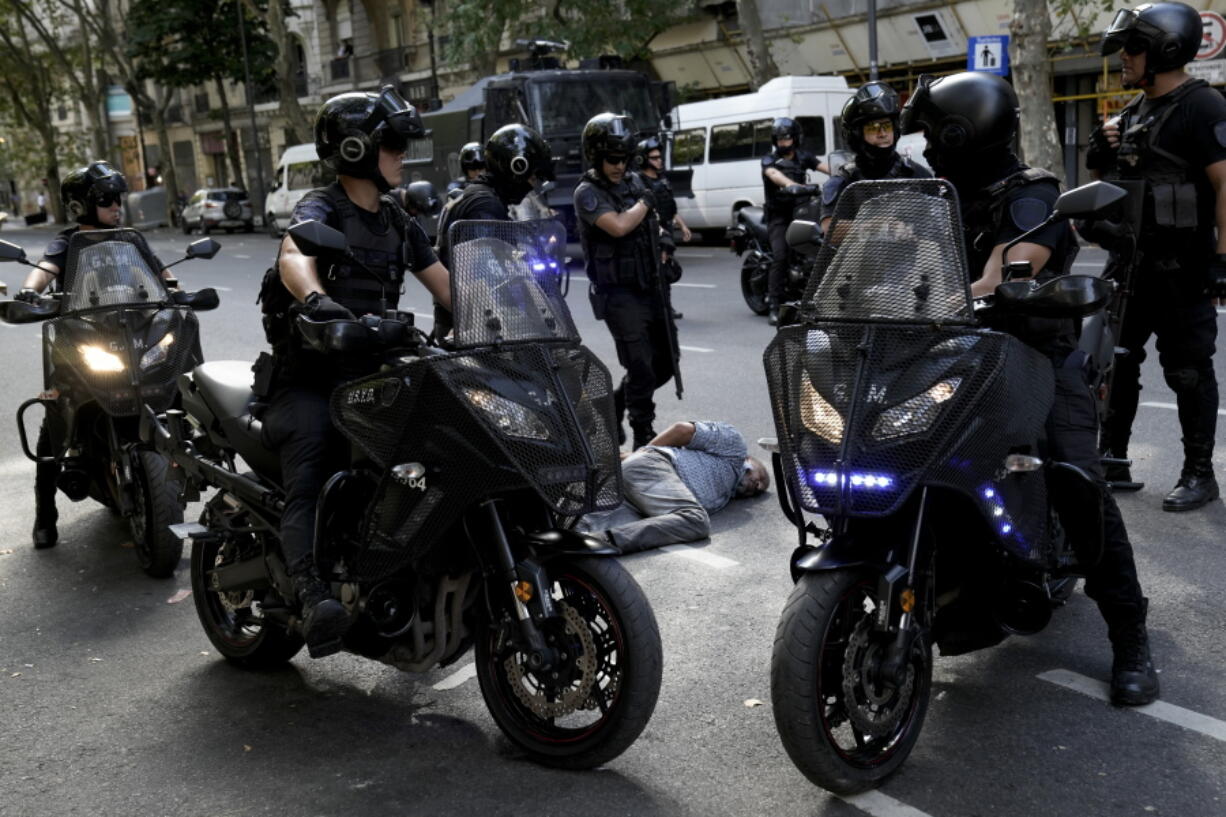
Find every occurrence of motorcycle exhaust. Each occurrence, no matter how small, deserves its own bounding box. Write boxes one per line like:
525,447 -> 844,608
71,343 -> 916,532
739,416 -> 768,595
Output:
993,579 -> 1052,635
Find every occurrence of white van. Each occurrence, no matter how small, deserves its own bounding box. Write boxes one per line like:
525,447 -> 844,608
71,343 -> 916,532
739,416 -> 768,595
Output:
263,143 -> 336,236
670,76 -> 854,232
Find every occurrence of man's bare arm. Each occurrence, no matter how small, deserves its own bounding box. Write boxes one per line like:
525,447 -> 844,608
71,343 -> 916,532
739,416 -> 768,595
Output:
971,241 -> 1052,298
593,200 -> 650,238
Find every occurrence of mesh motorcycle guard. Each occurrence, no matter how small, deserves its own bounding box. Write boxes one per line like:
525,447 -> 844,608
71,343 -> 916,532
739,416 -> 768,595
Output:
764,323 -> 1053,560
60,229 -> 168,313
446,218 -> 578,349
804,179 -> 975,325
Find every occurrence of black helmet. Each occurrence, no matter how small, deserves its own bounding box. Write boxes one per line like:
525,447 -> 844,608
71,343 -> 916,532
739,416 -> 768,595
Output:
315,84 -> 424,192
459,141 -> 485,171
61,160 -> 128,227
635,135 -> 663,168
1102,2 -> 1200,83
404,180 -> 441,216
841,82 -> 901,156
485,123 -> 554,204
901,72 -> 1017,173
771,117 -> 802,148
581,112 -> 637,168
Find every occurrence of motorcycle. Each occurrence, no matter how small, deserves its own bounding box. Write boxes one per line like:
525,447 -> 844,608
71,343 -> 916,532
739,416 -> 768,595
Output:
728,184 -> 821,316
760,178 -> 1125,793
142,217 -> 663,769
0,229 -> 220,577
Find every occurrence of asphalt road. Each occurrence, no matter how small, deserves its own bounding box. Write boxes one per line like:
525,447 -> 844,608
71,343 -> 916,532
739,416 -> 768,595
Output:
0,224 -> 1224,817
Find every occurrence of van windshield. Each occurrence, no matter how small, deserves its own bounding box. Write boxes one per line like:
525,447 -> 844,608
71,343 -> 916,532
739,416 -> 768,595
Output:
528,77 -> 656,136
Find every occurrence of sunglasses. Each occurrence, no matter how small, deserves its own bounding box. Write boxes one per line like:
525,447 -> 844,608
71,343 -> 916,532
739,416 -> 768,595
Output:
862,120 -> 894,136
1122,35 -> 1150,56
604,155 -> 629,166
647,154 -> 663,162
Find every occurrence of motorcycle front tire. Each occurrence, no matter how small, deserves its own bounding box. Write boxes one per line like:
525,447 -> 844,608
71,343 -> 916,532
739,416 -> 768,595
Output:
741,252 -> 770,316
130,450 -> 185,578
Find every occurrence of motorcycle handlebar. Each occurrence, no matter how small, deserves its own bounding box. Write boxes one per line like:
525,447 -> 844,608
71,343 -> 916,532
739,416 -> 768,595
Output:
295,312 -> 423,355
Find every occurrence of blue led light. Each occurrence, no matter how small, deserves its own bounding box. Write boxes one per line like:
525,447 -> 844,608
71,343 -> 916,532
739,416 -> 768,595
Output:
532,262 -> 546,272
982,487 -> 996,499
808,470 -> 893,490
1001,523 -> 1013,535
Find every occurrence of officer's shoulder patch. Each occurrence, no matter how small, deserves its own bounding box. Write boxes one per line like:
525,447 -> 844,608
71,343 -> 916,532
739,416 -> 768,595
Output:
1214,121 -> 1226,149
1009,197 -> 1050,232
821,176 -> 846,205
761,155 -> 775,168
577,187 -> 600,213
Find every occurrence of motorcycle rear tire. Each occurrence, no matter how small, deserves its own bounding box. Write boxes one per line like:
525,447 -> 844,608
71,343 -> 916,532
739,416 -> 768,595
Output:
130,450 -> 185,578
190,518 -> 304,668
771,569 -> 932,795
475,556 -> 662,770
741,254 -> 770,316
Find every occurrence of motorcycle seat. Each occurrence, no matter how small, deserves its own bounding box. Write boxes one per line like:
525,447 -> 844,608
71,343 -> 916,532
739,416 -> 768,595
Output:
192,361 -> 282,485
737,206 -> 769,242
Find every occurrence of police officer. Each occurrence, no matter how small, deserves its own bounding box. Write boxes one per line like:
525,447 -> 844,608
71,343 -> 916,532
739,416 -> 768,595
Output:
257,86 -> 451,657
435,123 -> 554,269
761,117 -> 819,325
902,71 -> 1159,706
399,180 -> 441,220
635,136 -> 691,319
16,161 -> 165,548
446,141 -> 485,196
575,112 -> 679,449
1087,1 -> 1226,511
820,82 -> 931,233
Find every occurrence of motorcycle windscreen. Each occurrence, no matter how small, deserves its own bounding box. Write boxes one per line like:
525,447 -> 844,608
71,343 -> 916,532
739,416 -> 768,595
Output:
44,306 -> 201,415
331,344 -> 621,576
764,323 -> 1054,560
804,179 -> 975,325
446,218 -> 578,349
59,229 -> 169,313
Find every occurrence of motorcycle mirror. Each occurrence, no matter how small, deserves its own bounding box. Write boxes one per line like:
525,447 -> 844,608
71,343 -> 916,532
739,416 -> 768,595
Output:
288,219 -> 348,257
186,237 -> 221,260
776,303 -> 803,326
826,149 -> 855,177
785,219 -> 822,256
993,274 -> 1113,318
172,288 -> 220,311
0,240 -> 28,263
0,297 -> 59,324
1052,181 -> 1128,220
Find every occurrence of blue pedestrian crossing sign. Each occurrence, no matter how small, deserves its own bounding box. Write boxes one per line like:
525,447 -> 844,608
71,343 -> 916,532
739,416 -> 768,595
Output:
968,35 -> 1009,76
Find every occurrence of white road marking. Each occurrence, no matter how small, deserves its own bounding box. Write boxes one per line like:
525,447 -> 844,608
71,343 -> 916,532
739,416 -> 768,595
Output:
675,250 -> 713,258
232,254 -> 251,259
679,345 -> 713,353
1038,669 -> 1226,743
841,790 -> 937,817
0,457 -> 31,477
659,544 -> 738,569
1142,401 -> 1226,417
1218,308 -> 1226,316
432,662 -> 477,690
210,286 -> 233,292
673,282 -> 717,289
1073,261 -> 1104,268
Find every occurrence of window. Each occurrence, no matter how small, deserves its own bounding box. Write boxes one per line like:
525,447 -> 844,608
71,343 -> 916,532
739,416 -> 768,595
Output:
672,127 -> 706,166
796,116 -> 827,156
287,160 -> 335,190
404,134 -> 433,164
709,119 -> 771,163
389,3 -> 404,49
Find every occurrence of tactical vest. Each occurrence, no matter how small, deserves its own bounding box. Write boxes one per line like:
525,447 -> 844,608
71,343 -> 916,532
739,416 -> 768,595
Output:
643,173 -> 677,225
577,171 -> 656,291
962,167 -> 1072,276
1111,78 -> 1207,231
763,150 -> 813,218
435,181 -> 505,268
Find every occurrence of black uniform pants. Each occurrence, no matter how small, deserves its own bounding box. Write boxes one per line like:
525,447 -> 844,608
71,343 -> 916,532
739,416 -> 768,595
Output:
35,420 -> 59,518
603,287 -> 677,431
767,215 -> 791,307
1048,361 -> 1144,614
262,384 -> 349,575
1103,255 -> 1219,455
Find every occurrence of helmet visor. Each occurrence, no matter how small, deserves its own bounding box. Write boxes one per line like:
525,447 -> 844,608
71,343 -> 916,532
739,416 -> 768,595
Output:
1102,9 -> 1144,56
855,83 -> 900,117
898,75 -> 934,135
373,86 -> 424,149
86,162 -> 128,194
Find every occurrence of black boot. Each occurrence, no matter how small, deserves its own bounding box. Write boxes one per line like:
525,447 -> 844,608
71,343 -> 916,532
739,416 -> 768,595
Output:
32,478 -> 58,549
1162,437 -> 1219,512
631,423 -> 656,450
292,571 -> 350,658
1102,600 -> 1159,707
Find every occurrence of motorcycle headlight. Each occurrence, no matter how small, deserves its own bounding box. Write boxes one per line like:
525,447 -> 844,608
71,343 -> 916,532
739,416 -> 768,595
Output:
463,387 -> 550,441
800,381 -> 843,443
872,378 -> 962,441
78,344 -> 125,373
139,333 -> 175,370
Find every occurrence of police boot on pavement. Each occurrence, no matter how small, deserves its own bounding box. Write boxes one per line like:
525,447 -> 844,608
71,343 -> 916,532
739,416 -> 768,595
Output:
1088,1 -> 1226,512
903,71 -> 1159,705
575,112 -> 681,450
635,136 -> 691,320
761,117 -> 819,325
257,86 -> 452,657
820,81 -> 931,233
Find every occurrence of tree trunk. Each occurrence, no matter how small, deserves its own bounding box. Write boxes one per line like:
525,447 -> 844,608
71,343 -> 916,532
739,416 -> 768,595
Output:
214,76 -> 244,188
151,101 -> 180,227
258,0 -> 313,144
1010,0 -> 1065,183
40,142 -> 63,224
736,0 -> 779,91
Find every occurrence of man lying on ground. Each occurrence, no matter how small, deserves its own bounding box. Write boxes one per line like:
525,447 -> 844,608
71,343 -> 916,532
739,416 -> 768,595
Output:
581,421 -> 771,553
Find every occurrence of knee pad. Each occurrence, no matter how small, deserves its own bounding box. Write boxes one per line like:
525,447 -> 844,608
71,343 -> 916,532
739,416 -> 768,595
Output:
1163,366 -> 1203,393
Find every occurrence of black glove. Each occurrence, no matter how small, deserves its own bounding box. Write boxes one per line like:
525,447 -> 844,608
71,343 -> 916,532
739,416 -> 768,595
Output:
15,288 -> 40,304
1209,255 -> 1226,298
784,184 -> 816,198
300,292 -> 355,321
636,189 -> 657,213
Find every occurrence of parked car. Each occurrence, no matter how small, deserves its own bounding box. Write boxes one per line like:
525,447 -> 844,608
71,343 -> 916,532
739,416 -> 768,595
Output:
264,143 -> 335,237
181,187 -> 254,234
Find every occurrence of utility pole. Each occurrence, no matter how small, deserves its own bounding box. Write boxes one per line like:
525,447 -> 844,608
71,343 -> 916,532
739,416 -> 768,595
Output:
867,0 -> 879,81
237,0 -> 268,213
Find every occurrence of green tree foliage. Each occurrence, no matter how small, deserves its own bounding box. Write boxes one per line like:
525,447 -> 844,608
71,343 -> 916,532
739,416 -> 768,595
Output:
126,0 -> 276,92
443,0 -> 692,73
